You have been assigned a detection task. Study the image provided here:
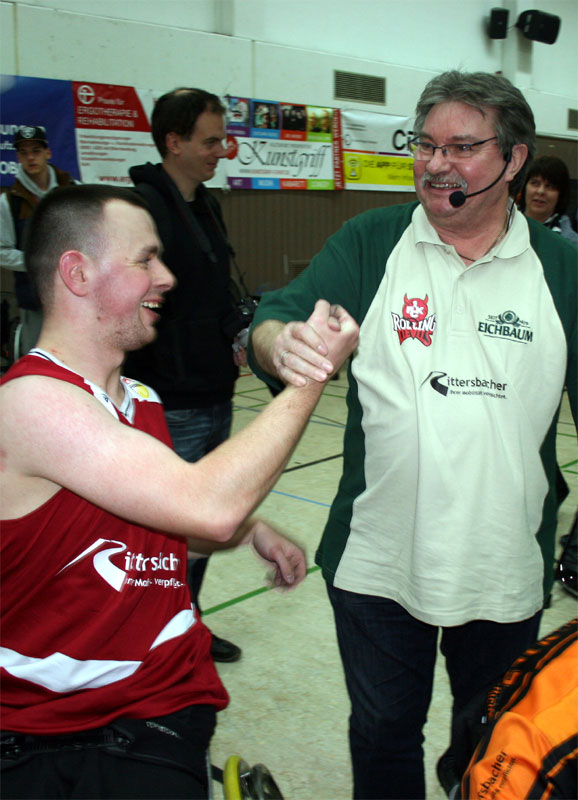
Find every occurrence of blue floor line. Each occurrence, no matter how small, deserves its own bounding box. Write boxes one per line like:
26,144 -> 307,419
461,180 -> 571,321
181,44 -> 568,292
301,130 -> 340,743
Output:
270,489 -> 332,507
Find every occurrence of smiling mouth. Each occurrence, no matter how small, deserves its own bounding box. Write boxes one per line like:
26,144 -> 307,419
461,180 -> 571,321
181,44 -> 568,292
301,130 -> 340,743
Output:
428,180 -> 463,190
422,171 -> 466,193
141,301 -> 162,314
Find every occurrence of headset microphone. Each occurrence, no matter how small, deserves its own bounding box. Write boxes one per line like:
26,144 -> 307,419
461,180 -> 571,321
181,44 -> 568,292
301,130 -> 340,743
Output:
448,153 -> 512,208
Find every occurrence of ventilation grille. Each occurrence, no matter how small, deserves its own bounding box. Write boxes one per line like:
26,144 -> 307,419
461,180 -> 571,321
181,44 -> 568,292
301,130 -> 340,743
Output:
283,257 -> 310,283
334,70 -> 386,105
568,108 -> 578,131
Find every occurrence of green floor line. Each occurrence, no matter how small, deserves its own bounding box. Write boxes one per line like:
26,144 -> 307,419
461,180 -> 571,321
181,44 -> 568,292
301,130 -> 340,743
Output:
203,565 -> 321,616
561,459 -> 578,468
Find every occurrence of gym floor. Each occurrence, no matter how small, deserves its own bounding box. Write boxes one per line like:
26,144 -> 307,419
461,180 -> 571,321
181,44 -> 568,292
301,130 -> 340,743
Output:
203,370 -> 577,799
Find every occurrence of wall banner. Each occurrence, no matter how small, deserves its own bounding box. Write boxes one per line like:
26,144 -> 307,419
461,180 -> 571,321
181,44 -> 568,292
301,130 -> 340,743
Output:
72,81 -> 157,186
1,75 -> 81,186
224,97 -> 339,190
341,110 -> 416,192
0,75 -> 160,188
2,76 -> 416,194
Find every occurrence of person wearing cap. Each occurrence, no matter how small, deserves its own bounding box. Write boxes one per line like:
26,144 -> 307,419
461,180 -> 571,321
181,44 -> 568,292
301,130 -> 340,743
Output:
0,125 -> 78,358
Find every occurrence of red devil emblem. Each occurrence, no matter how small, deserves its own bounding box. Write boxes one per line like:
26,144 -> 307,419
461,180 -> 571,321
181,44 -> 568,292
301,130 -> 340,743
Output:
403,294 -> 428,321
392,293 -> 436,347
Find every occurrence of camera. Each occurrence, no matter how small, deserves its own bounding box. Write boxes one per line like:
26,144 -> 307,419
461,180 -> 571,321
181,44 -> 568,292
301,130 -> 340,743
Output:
222,296 -> 259,340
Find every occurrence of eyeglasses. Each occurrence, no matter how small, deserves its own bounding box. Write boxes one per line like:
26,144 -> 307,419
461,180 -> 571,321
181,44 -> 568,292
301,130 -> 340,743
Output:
409,136 -> 498,160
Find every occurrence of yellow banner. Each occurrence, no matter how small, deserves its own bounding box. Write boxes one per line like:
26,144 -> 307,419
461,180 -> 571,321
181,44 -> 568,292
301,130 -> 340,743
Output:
343,152 -> 414,190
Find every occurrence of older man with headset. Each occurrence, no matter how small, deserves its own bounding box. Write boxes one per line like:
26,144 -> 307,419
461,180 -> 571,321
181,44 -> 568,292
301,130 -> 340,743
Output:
248,70 -> 577,799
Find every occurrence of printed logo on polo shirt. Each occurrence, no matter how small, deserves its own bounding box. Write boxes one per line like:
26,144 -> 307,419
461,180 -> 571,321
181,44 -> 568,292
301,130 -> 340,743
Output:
57,538 -> 184,591
478,309 -> 533,343
391,293 -> 437,347
421,371 -> 507,400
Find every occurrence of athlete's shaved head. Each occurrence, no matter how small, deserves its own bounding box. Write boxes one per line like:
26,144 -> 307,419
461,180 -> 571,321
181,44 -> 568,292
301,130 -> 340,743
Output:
25,184 -> 149,309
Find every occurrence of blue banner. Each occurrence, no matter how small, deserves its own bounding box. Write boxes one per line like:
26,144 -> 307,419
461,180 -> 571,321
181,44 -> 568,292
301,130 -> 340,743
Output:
1,75 -> 80,187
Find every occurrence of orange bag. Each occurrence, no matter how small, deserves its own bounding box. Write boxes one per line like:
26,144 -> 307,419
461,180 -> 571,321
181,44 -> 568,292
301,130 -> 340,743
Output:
461,618 -> 577,800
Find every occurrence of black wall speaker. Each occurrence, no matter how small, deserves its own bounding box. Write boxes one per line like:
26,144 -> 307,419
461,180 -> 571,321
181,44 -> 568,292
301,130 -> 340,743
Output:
489,8 -> 509,39
516,10 -> 561,44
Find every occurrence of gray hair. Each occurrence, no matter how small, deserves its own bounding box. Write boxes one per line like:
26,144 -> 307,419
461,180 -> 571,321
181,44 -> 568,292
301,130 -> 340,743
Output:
414,71 -> 536,197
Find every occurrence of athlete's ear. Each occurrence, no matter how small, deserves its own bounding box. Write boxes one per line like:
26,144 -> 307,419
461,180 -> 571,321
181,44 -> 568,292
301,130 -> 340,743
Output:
58,250 -> 91,297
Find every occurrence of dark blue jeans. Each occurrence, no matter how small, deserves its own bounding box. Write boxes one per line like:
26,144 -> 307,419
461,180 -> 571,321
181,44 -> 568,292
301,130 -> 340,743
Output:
326,584 -> 542,799
165,401 -> 233,463
165,402 -> 233,610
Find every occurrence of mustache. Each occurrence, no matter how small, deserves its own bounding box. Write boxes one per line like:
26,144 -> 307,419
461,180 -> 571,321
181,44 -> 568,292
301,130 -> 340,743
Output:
422,171 -> 467,190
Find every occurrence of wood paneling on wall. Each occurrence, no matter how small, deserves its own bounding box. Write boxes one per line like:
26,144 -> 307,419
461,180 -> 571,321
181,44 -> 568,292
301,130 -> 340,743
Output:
215,134 -> 577,296
214,188 -> 414,295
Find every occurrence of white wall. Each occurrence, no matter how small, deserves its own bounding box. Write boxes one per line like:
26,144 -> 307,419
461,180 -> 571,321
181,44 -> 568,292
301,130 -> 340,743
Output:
1,0 -> 577,138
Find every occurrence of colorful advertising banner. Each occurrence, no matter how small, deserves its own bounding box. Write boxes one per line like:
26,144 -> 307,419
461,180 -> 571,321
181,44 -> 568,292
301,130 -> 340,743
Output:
1,76 -> 416,194
0,75 -> 160,188
72,81 -> 157,186
224,96 -> 340,190
341,109 -> 416,192
1,75 -> 81,186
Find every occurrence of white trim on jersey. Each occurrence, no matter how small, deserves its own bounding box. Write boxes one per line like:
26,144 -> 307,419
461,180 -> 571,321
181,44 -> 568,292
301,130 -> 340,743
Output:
0,606 -> 195,693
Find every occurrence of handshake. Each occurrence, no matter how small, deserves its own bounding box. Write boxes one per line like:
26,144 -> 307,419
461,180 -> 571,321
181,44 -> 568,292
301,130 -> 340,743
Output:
253,299 -> 360,388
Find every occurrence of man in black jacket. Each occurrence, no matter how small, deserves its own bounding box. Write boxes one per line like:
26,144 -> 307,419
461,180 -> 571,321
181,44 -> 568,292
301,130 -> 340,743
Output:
125,88 -> 243,662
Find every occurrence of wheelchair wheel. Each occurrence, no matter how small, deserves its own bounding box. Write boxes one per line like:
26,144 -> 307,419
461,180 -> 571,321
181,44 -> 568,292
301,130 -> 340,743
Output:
222,755 -> 284,800
251,763 -> 284,799
223,755 -> 249,800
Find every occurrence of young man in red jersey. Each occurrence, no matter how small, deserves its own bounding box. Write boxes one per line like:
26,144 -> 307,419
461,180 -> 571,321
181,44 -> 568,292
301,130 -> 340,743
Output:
0,184 -> 358,799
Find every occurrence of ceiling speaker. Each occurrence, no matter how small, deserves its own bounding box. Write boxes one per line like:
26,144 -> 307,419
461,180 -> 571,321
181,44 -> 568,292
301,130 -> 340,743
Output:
516,10 -> 561,44
489,8 -> 509,39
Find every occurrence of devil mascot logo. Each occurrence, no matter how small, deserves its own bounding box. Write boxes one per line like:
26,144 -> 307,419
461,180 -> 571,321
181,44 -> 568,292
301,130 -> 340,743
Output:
391,293 -> 437,346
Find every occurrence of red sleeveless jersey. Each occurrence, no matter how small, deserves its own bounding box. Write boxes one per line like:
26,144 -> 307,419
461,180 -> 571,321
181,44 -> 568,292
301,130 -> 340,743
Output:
0,353 -> 228,734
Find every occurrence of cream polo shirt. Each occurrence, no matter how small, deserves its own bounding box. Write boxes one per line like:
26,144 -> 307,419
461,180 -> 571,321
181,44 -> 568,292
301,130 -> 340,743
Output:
334,204 -> 567,625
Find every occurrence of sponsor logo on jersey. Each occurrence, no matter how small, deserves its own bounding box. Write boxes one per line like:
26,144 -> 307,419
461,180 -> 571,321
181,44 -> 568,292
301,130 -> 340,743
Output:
121,377 -> 151,399
391,293 -> 437,347
421,371 -> 507,400
58,538 -> 183,591
478,309 -> 533,343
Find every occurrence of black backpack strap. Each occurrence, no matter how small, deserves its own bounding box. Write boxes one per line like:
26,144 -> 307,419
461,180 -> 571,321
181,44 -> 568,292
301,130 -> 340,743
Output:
135,180 -> 221,265
132,183 -> 174,252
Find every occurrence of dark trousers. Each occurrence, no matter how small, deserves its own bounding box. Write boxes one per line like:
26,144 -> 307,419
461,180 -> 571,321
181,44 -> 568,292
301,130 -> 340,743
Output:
165,402 -> 233,465
1,706 -> 216,799
327,584 -> 542,799
2,749 -> 209,800
165,401 -> 232,612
